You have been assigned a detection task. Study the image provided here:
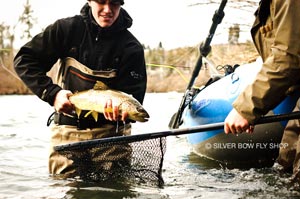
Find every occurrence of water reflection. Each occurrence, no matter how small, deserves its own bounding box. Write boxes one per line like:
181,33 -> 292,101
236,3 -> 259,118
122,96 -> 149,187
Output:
64,180 -> 137,199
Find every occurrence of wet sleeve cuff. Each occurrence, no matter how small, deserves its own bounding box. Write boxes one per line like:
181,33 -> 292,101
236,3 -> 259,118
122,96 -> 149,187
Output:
41,85 -> 62,106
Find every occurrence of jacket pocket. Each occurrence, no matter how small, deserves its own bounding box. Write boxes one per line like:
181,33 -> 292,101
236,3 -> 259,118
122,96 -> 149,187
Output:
57,57 -> 117,92
259,21 -> 273,38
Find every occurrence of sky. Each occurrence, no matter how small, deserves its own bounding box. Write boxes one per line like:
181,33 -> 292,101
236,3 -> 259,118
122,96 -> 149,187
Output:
0,0 -> 256,49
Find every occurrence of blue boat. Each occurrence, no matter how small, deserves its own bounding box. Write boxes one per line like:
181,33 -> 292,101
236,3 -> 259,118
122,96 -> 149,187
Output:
182,59 -> 300,167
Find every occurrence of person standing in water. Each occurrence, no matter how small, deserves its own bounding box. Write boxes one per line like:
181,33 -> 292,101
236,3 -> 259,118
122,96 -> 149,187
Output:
14,0 -> 147,176
224,0 -> 300,182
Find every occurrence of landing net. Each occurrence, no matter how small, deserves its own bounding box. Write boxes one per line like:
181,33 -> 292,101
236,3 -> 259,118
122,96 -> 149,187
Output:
57,136 -> 166,185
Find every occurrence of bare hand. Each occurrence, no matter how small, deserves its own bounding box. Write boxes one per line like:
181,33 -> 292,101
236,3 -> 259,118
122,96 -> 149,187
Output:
224,109 -> 254,134
103,99 -> 128,121
53,90 -> 74,114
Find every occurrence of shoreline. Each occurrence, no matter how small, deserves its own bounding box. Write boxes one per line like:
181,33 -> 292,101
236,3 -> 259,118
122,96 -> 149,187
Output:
0,43 -> 258,95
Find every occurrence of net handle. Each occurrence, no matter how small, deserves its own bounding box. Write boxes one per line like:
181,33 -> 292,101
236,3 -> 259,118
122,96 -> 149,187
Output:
54,111 -> 300,152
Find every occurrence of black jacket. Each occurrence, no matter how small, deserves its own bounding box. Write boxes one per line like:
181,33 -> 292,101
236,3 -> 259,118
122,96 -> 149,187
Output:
14,3 -> 147,106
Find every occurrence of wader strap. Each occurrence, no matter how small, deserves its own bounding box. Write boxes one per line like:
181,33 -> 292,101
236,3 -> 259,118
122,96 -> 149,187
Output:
52,112 -> 128,130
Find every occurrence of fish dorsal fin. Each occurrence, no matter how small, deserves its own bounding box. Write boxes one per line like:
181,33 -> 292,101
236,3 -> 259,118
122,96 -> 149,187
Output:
93,81 -> 109,90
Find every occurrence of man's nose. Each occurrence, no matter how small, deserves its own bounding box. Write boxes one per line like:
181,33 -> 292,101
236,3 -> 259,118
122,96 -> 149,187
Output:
103,3 -> 112,13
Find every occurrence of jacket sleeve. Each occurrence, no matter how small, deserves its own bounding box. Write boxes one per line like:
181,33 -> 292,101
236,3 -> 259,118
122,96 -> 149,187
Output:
14,18 -> 73,106
131,48 -> 147,104
233,0 -> 300,123
115,36 -> 147,104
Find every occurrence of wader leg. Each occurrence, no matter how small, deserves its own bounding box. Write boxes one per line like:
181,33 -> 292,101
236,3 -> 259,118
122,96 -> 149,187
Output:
49,124 -> 131,177
276,99 -> 300,174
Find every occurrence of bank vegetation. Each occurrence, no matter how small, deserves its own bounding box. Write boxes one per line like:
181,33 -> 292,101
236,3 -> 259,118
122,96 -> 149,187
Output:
1,42 -> 258,94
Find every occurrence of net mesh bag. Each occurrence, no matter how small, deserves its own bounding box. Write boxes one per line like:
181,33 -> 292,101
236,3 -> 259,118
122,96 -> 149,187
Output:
57,136 -> 166,185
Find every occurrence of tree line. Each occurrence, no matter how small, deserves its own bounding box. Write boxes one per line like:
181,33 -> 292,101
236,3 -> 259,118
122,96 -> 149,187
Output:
0,0 -> 259,94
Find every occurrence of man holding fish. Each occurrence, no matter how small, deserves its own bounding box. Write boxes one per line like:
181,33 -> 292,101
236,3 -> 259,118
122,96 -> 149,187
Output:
14,0 -> 148,177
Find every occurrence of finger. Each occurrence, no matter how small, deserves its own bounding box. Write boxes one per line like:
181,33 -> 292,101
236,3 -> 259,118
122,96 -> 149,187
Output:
57,99 -> 74,114
66,91 -> 73,98
103,101 -> 109,118
61,104 -> 74,114
231,127 -> 237,134
113,106 -> 118,121
104,99 -> 112,120
231,125 -> 241,134
63,91 -> 75,114
246,125 -> 255,134
236,127 -> 244,134
224,124 -> 231,134
225,124 -> 237,134
250,125 -> 255,133
121,111 -> 128,121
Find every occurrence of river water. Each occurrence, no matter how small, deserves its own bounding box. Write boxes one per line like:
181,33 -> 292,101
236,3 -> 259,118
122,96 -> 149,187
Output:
1,94 -> 300,199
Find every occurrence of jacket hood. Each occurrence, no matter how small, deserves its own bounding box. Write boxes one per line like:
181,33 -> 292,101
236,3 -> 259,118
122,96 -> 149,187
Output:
80,3 -> 132,35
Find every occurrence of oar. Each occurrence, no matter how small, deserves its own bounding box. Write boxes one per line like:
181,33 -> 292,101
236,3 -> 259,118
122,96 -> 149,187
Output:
54,111 -> 300,152
169,0 -> 228,129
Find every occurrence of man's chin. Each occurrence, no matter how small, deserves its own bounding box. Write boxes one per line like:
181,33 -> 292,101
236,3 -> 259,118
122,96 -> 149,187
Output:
98,20 -> 114,28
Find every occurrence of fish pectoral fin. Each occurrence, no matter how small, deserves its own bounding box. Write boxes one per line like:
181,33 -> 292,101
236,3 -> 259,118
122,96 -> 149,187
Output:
75,107 -> 82,117
84,110 -> 99,122
92,111 -> 99,122
84,110 -> 93,118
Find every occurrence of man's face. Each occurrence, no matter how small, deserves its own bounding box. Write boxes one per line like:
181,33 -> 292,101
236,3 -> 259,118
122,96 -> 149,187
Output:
88,0 -> 121,27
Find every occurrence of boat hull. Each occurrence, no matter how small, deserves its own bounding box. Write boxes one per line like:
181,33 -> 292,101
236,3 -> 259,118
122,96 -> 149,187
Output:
183,59 -> 300,167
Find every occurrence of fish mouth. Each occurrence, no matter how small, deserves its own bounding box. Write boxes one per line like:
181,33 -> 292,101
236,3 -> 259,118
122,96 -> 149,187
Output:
137,113 -> 149,122
140,116 -> 149,122
133,111 -> 149,122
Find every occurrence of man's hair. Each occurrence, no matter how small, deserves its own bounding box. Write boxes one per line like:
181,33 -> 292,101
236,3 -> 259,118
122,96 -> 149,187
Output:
116,0 -> 124,5
88,0 -> 124,5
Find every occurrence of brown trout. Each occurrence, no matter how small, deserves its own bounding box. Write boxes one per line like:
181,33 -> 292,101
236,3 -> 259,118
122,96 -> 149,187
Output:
69,81 -> 149,122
